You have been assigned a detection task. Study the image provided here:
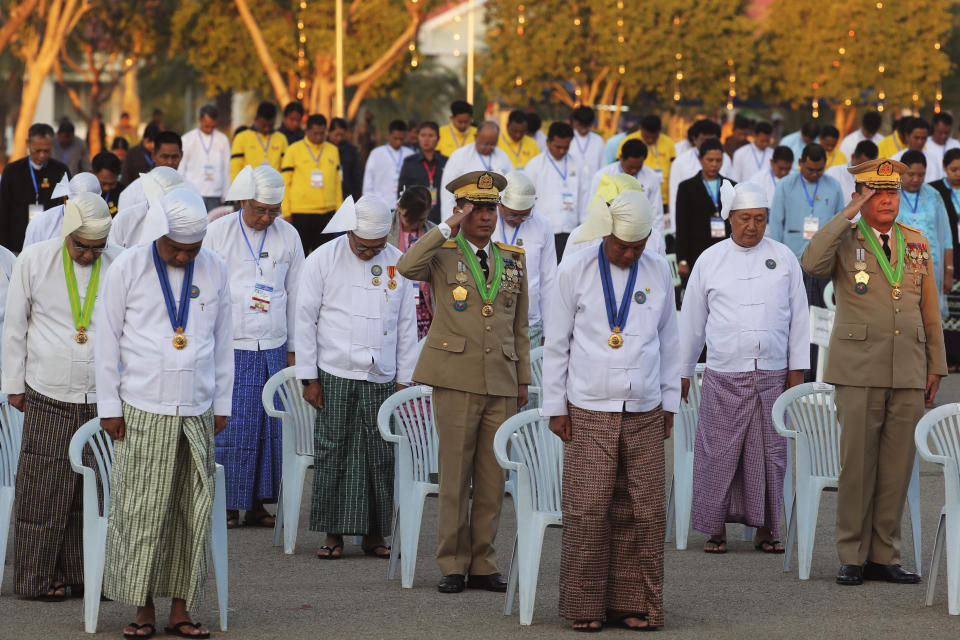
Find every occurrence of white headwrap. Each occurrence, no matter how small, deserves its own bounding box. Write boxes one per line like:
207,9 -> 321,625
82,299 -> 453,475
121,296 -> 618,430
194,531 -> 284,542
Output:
719,180 -> 768,220
323,195 -> 393,240
60,192 -> 112,240
140,166 -> 185,205
226,164 -> 285,205
51,172 -> 102,200
575,190 -> 652,243
140,187 -> 208,244
500,170 -> 537,210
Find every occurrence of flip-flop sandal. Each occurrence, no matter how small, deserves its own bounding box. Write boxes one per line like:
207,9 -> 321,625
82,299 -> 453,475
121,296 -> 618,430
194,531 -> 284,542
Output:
572,620 -> 603,632
754,539 -> 785,554
122,622 -> 156,639
613,613 -> 653,631
243,512 -> 276,528
226,516 -> 240,529
704,537 -> 727,554
163,621 -> 209,639
362,544 -> 391,558
36,582 -> 68,602
316,543 -> 343,560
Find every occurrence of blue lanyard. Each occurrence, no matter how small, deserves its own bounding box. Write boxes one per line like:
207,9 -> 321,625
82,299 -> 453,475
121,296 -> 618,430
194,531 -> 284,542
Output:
597,243 -> 638,333
200,132 -> 213,156
478,151 -> 492,171
152,241 -> 194,334
390,147 -> 405,175
29,163 -> 45,203
305,141 -> 324,166
238,212 -> 269,274
144,152 -> 155,168
703,177 -> 720,209
800,177 -> 820,209
750,145 -> 765,170
574,133 -> 590,156
547,154 -> 568,182
499,214 -> 521,245
256,132 -> 272,162
944,179 -> 960,211
904,190 -> 920,215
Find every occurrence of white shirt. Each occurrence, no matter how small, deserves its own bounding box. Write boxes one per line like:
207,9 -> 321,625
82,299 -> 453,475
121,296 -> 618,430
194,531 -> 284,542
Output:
294,235 -> 417,385
679,237 -> 809,378
668,148 -> 733,231
95,245 -> 234,417
824,164 -> 855,203
891,148 -> 944,183
588,162 -> 665,246
542,245 -> 680,415
675,139 -> 692,156
0,246 -> 15,368
362,144 -> 414,209
492,211 -> 557,327
524,151 -> 583,234
569,131 -> 606,208
731,143 -> 773,183
533,130 -> 547,153
110,176 -> 199,248
439,143 -> 514,216
203,213 -> 305,351
745,166 -> 782,210
923,138 -> 960,182
22,204 -> 65,248
2,238 -> 122,403
179,128 -> 231,199
838,129 -> 884,160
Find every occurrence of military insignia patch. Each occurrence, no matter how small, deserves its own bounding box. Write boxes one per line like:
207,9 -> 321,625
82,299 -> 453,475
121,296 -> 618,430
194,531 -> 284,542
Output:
765,259 -> 776,270
855,282 -> 867,294
478,173 -> 494,189
190,285 -> 200,298
878,161 -> 893,176
634,291 -> 646,304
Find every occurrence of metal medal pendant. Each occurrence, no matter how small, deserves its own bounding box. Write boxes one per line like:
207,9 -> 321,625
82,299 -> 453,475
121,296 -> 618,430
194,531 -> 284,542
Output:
173,331 -> 188,350
372,277 -> 381,286
387,280 -> 397,290
456,272 -> 468,284
891,287 -> 903,300
855,270 -> 869,285
608,333 -> 624,349
481,303 -> 494,317
75,331 -> 87,345
854,260 -> 867,271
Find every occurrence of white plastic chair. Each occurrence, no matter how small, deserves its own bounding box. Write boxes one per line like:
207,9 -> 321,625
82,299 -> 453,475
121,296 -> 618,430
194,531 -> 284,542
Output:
262,367 -> 317,554
808,305 -> 835,383
915,404 -> 960,615
376,386 -> 438,588
665,364 -> 705,549
69,419 -> 229,633
774,383 -> 922,579
494,408 -> 562,626
0,401 -> 23,594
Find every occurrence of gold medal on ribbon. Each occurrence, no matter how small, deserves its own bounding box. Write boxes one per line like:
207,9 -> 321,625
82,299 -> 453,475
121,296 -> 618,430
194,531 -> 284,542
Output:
891,287 -> 903,300
456,272 -> 468,284
452,285 -> 468,311
388,280 -> 397,290
854,261 -> 867,271
75,330 -> 88,345
855,271 -> 869,285
608,330 -> 624,349
481,303 -> 494,317
173,328 -> 188,350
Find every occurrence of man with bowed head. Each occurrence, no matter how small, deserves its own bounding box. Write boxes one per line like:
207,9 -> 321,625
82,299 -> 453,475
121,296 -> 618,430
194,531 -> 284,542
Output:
544,190 -> 679,631
679,181 -> 809,554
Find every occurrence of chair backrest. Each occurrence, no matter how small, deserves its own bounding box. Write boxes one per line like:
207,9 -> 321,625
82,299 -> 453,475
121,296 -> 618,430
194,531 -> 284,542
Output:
378,386 -> 438,484
676,364 -> 707,454
494,409 -> 563,515
808,305 -> 835,382
529,346 -> 544,388
915,404 -> 960,504
823,281 -> 836,311
68,418 -> 114,518
0,402 -> 24,490
666,253 -> 681,287
772,382 -> 840,479
262,366 -> 316,457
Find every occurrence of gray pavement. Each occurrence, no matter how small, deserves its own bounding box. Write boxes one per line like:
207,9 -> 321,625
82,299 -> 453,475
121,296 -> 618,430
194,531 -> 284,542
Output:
4,378 -> 960,638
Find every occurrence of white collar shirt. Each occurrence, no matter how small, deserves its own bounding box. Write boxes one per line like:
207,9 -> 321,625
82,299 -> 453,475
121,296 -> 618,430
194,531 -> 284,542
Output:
2,238 -> 122,403
179,128 -> 232,199
569,131 -> 606,207
745,166 -> 782,213
439,143 -> 514,216
543,246 -> 680,415
731,143 -> 773,183
110,175 -> 200,248
679,237 -> 810,378
492,211 -> 557,326
362,144 -> 414,209
924,138 -> 960,182
294,234 -> 418,384
95,245 -> 234,417
203,212 -> 305,350
839,129 -> 885,160
668,148 -> 733,232
824,164 -> 855,204
22,204 -> 65,249
524,151 -> 583,234
588,162 -> 665,248
0,245 -> 15,368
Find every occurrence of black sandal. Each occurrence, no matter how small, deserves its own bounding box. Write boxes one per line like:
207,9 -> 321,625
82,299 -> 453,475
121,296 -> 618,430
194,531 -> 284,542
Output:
316,543 -> 343,559
613,613 -> 653,631
754,539 -> 785,554
122,622 -> 156,639
163,621 -> 209,639
572,620 -> 603,632
243,512 -> 276,528
704,537 -> 727,554
362,544 -> 391,558
35,582 -> 67,602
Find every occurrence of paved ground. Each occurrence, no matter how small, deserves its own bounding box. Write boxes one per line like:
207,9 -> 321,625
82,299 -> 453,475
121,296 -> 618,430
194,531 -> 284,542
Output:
3,378 -> 960,638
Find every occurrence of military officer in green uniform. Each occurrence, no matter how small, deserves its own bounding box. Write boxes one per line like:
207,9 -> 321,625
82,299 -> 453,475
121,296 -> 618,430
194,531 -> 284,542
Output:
802,158 -> 947,586
397,170 -> 531,594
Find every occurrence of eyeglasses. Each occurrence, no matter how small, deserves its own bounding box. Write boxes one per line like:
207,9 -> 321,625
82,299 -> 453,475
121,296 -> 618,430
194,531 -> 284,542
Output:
72,238 -> 107,254
350,233 -> 387,254
250,205 -> 282,218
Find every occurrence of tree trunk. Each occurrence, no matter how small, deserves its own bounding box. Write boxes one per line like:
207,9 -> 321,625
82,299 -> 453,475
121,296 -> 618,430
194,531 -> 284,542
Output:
12,71 -> 51,160
234,0 -> 291,107
833,104 -> 858,137
0,0 -> 41,56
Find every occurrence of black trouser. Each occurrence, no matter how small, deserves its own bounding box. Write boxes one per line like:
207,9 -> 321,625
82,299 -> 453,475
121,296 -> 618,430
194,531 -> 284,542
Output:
291,211 -> 336,256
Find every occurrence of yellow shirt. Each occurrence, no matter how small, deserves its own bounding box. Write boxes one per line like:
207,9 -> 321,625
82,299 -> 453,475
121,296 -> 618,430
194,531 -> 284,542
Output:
231,130 -> 288,180
497,133 -> 539,168
281,139 -> 342,215
825,149 -> 847,168
437,124 -> 476,157
877,132 -> 906,159
619,132 -> 675,204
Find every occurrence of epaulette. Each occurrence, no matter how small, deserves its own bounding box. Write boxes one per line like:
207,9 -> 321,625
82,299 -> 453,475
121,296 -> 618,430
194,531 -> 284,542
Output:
442,239 -> 458,248
494,241 -> 525,254
896,221 -> 925,235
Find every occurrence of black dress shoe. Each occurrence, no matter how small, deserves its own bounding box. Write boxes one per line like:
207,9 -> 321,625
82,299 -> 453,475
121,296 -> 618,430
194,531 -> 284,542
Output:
466,572 -> 508,592
863,562 -> 921,584
437,574 -> 465,593
836,564 -> 863,585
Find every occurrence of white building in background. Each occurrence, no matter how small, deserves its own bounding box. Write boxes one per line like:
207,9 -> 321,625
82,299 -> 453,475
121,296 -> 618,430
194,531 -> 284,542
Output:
417,0 -> 490,73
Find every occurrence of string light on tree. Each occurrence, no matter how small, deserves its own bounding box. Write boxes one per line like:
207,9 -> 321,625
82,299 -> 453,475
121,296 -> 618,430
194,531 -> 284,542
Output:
517,3 -> 525,36
672,14 -> 682,102
453,14 -> 461,56
811,82 -> 820,119
296,0 -> 309,100
409,40 -> 418,68
616,0 -> 624,74
726,59 -> 735,111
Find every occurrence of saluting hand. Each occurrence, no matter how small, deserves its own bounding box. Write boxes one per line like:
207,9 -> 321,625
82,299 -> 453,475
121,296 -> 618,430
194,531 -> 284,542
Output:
843,187 -> 875,220
549,415 -> 572,442
101,417 -> 126,441
444,202 -> 474,236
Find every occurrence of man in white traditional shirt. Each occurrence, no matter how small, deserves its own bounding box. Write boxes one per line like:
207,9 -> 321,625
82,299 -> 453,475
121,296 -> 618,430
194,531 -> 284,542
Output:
109,166 -> 190,248
731,121 -> 774,183
524,122 -> 581,259
296,194 -> 417,560
923,112 -> 960,183
116,131 -> 185,214
440,121 -> 513,217
362,120 -> 414,209
179,104 -> 231,212
589,139 -> 664,242
96,188 -> 232,639
825,140 -> 879,204
669,119 -> 733,227
745,145 -> 794,211
838,110 -> 884,161
204,165 -> 305,529
1,193 -> 118,601
569,106 -> 606,207
22,172 -> 102,248
494,170 -> 556,346
0,244 -> 15,365
679,181 -> 809,554
544,190 -> 679,631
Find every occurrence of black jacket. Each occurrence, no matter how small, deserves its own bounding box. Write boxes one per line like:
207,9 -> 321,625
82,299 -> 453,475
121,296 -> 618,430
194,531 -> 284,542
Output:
929,179 -> 960,272
0,157 -> 69,252
338,141 -> 363,201
674,172 -> 735,269
398,152 -> 448,223
120,144 -> 154,186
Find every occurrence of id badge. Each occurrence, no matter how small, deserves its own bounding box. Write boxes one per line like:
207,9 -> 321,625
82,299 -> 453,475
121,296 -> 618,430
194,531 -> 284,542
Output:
803,216 -> 820,240
412,282 -> 421,307
429,186 -> 438,207
250,282 -> 273,313
710,217 -> 725,239
28,203 -> 43,220
562,192 -> 575,211
311,170 -> 324,189
203,164 -> 215,182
